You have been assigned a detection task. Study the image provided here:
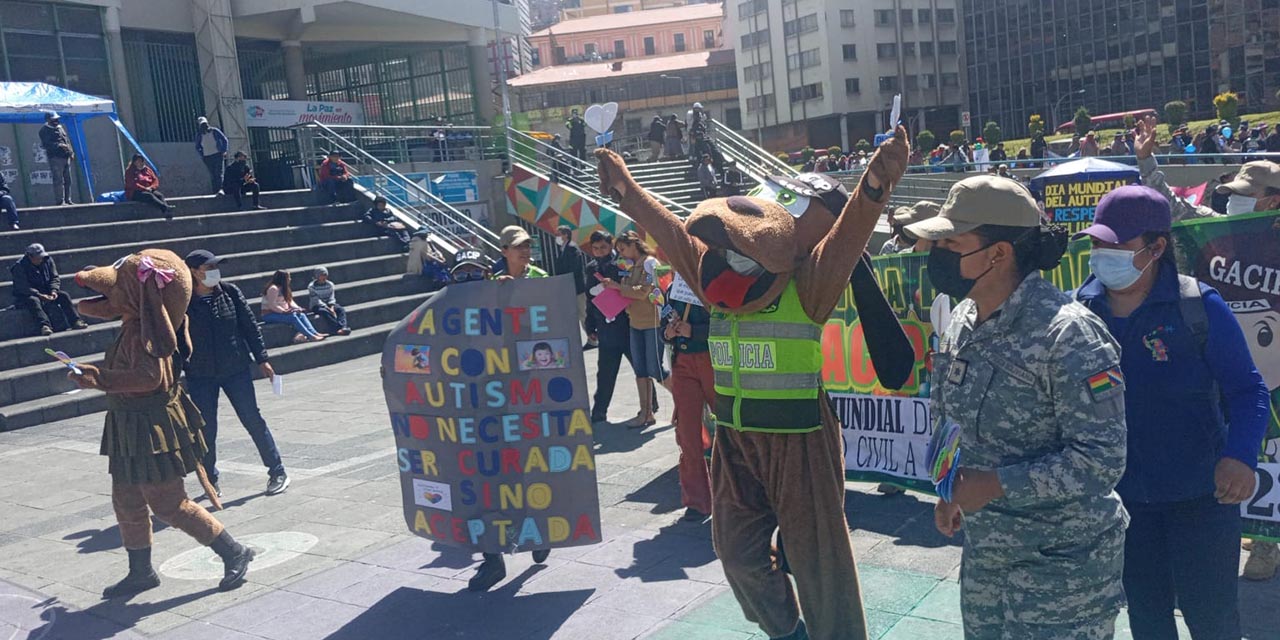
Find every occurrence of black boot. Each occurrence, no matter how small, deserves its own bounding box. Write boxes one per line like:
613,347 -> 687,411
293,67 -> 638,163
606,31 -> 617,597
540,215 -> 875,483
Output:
772,620 -> 808,640
102,547 -> 161,598
531,548 -> 550,564
467,553 -> 506,592
210,530 -> 255,591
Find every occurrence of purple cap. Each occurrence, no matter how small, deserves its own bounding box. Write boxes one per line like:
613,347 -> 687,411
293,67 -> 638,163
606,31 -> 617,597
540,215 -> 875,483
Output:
1073,185 -> 1171,244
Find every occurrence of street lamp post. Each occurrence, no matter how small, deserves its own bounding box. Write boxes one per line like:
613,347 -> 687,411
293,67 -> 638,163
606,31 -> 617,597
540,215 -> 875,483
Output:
492,0 -> 514,170
1052,89 -> 1087,134
660,74 -> 687,111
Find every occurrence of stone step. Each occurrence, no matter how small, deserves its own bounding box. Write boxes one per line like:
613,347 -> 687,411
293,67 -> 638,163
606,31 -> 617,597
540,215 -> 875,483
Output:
14,190 -> 323,230
0,314 -> 410,432
0,290 -> 425,407
0,267 -> 420,367
0,203 -> 360,256
1,219 -> 372,283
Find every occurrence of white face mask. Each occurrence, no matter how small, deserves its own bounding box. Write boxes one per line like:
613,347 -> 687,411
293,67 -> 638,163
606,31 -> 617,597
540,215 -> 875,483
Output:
1089,247 -> 1152,291
556,237 -> 566,247
201,268 -> 221,287
725,250 -> 765,277
1226,194 -> 1258,215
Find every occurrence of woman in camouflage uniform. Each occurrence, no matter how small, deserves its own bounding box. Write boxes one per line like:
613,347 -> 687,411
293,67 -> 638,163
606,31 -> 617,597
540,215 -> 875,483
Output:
906,175 -> 1130,640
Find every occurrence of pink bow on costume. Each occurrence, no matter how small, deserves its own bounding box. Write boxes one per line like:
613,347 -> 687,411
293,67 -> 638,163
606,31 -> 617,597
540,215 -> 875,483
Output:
136,256 -> 176,289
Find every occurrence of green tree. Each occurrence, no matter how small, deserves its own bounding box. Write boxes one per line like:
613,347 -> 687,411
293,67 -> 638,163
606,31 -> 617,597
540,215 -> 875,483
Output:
1163,100 -> 1188,128
949,129 -> 966,146
1073,106 -> 1093,136
982,121 -> 1003,145
1214,91 -> 1240,127
827,145 -> 843,157
916,130 -> 937,151
1123,113 -> 1136,130
855,139 -> 872,154
776,152 -> 791,162
801,147 -> 816,162
1028,114 -> 1045,138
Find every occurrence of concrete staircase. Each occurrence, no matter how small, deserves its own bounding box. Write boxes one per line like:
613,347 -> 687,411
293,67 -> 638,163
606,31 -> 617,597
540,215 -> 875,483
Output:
0,190 -> 427,431
625,159 -> 708,211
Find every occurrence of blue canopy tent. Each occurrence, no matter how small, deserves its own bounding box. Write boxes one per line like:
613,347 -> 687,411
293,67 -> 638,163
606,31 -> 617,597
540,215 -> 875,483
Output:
1029,157 -> 1141,230
1028,157 -> 1140,193
0,82 -> 154,201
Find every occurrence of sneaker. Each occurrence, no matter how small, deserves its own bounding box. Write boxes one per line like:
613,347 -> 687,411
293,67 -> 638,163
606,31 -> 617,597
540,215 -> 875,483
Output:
255,205 -> 268,210
207,481 -> 221,499
531,549 -> 550,564
73,320 -> 88,330
877,483 -> 905,496
1244,540 -> 1279,581
39,325 -> 53,337
8,223 -> 17,230
682,508 -> 709,522
335,328 -> 352,336
468,557 -> 506,592
266,474 -> 290,496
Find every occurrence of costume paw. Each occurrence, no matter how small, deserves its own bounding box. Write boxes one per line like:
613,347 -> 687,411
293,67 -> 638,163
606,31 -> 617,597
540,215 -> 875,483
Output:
865,126 -> 910,194
595,149 -> 633,203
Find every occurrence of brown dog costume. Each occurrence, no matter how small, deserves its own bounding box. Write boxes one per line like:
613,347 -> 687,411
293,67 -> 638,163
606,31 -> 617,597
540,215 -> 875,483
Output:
596,130 -> 910,640
72,249 -> 254,597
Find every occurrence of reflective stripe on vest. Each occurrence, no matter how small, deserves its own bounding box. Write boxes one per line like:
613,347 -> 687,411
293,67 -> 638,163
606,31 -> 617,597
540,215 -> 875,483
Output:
708,280 -> 824,432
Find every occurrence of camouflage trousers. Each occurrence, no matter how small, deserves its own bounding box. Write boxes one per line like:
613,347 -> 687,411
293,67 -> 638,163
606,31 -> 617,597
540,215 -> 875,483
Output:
960,522 -> 1125,640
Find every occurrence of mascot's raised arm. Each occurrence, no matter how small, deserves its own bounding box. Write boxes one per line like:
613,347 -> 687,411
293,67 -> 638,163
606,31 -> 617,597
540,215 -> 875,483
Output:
595,129 -> 912,640
69,249 -> 255,598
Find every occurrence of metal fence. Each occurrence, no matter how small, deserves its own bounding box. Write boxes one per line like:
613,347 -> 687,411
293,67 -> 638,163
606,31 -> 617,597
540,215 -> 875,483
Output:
121,33 -> 204,143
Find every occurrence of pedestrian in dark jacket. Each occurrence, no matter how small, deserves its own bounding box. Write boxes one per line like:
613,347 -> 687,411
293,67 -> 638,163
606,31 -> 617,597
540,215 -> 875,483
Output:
0,169 -> 19,229
39,112 -> 74,205
647,114 -> 666,161
10,243 -> 85,336
362,196 -> 411,247
195,116 -> 229,193
1075,187 -> 1270,636
554,225 -> 590,336
584,231 -> 656,421
222,151 -> 264,210
182,249 -> 289,498
566,109 -> 588,160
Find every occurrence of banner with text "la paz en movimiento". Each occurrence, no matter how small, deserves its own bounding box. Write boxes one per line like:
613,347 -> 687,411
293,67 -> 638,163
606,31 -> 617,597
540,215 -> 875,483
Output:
381,276 -> 602,554
829,210 -> 1280,541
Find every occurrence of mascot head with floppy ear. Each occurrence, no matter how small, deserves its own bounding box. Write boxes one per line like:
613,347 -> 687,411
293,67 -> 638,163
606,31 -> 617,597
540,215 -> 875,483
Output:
681,172 -> 852,315
75,249 -> 193,358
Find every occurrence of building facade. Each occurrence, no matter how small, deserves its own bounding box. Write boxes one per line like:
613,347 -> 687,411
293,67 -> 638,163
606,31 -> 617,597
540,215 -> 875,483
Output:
731,0 -> 965,152
528,3 -> 724,67
962,0 -> 1280,139
560,0 -> 703,21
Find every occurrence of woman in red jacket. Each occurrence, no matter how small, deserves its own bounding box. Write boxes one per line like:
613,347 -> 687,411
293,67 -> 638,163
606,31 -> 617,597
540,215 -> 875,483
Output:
124,154 -> 175,219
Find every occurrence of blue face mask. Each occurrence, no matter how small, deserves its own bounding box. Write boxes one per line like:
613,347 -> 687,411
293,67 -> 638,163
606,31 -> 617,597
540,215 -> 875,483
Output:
1089,246 -> 1152,290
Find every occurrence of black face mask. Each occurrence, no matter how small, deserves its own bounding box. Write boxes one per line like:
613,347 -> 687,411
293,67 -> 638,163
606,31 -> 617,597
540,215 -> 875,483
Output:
927,244 -> 994,299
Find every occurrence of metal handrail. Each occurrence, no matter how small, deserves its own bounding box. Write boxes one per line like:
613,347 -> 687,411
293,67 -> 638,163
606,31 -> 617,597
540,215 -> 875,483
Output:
313,124 -> 506,164
506,127 -> 695,216
707,118 -> 796,179
298,122 -> 502,256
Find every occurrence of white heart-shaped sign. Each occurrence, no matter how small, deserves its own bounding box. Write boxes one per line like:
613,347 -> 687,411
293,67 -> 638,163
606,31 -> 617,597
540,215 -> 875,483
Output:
584,102 -> 618,134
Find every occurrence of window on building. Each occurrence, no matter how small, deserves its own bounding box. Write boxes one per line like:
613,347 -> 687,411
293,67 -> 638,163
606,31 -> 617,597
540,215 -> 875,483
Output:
531,47 -> 542,66
741,29 -> 770,49
746,93 -> 775,112
876,43 -> 897,59
937,8 -> 955,23
786,48 -> 821,70
879,75 -> 899,91
738,0 -> 767,19
783,13 -> 819,37
941,72 -> 959,87
920,41 -> 934,57
614,5 -> 631,12
674,33 -> 686,52
5,3 -> 112,99
553,46 -> 566,64
614,40 -> 626,58
904,75 -> 918,90
789,82 -> 822,102
840,10 -> 856,27
704,29 -> 716,49
845,77 -> 861,94
874,10 -> 895,26
918,8 -> 932,23
922,73 -> 936,88
842,44 -> 857,60
744,61 -> 772,82
902,42 -> 916,57
900,9 -> 913,25
939,40 -> 957,55
643,36 -> 655,55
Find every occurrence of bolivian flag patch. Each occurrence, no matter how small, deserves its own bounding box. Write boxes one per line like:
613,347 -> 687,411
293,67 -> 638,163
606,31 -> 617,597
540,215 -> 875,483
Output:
1086,367 -> 1124,402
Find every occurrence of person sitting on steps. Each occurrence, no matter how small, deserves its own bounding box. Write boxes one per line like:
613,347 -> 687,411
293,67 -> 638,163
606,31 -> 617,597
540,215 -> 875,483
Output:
10,243 -> 86,336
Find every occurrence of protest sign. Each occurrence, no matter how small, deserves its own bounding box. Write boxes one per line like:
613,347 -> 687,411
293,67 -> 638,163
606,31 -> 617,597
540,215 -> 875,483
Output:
828,211 -> 1280,540
667,273 -> 703,307
1030,158 -> 1140,235
382,276 -> 603,554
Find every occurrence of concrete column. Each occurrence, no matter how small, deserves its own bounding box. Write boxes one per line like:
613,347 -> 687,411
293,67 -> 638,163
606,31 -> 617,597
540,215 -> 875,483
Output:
840,114 -> 850,151
469,29 -> 497,125
192,0 -> 250,154
282,40 -> 308,100
103,6 -> 135,128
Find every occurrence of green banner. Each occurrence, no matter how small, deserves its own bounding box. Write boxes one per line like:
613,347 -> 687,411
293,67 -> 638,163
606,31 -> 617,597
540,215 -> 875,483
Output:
828,210 -> 1280,541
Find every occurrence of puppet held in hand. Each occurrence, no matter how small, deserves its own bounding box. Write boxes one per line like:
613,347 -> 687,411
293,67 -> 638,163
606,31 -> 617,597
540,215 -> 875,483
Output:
71,249 -> 254,598
596,128 -> 912,640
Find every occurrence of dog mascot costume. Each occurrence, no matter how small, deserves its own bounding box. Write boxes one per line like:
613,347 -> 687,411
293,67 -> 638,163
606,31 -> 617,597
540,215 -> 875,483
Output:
70,249 -> 254,597
595,129 -> 911,640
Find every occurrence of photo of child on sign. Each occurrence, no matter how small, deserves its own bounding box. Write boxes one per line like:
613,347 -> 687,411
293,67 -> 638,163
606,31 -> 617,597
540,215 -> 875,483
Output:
393,345 -> 432,373
518,339 -> 569,371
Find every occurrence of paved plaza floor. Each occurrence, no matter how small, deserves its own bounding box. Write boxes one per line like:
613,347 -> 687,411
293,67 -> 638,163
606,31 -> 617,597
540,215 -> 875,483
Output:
0,352 -> 1275,639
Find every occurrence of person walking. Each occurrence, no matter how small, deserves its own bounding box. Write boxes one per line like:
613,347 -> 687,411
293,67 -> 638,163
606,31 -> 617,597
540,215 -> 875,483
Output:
1074,186 -> 1270,639
647,114 -> 667,162
194,116 -> 229,194
585,231 -> 657,422
0,169 -> 20,230
307,266 -> 351,336
663,114 -> 686,160
182,250 -> 290,498
907,175 -> 1129,639
698,154 -> 718,200
663,278 -> 714,522
10,243 -> 86,336
566,109 -> 588,161
222,152 -> 265,210
261,270 -> 327,343
123,154 -> 175,220
39,111 -> 74,205
553,225 -> 590,340
602,231 -> 667,428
